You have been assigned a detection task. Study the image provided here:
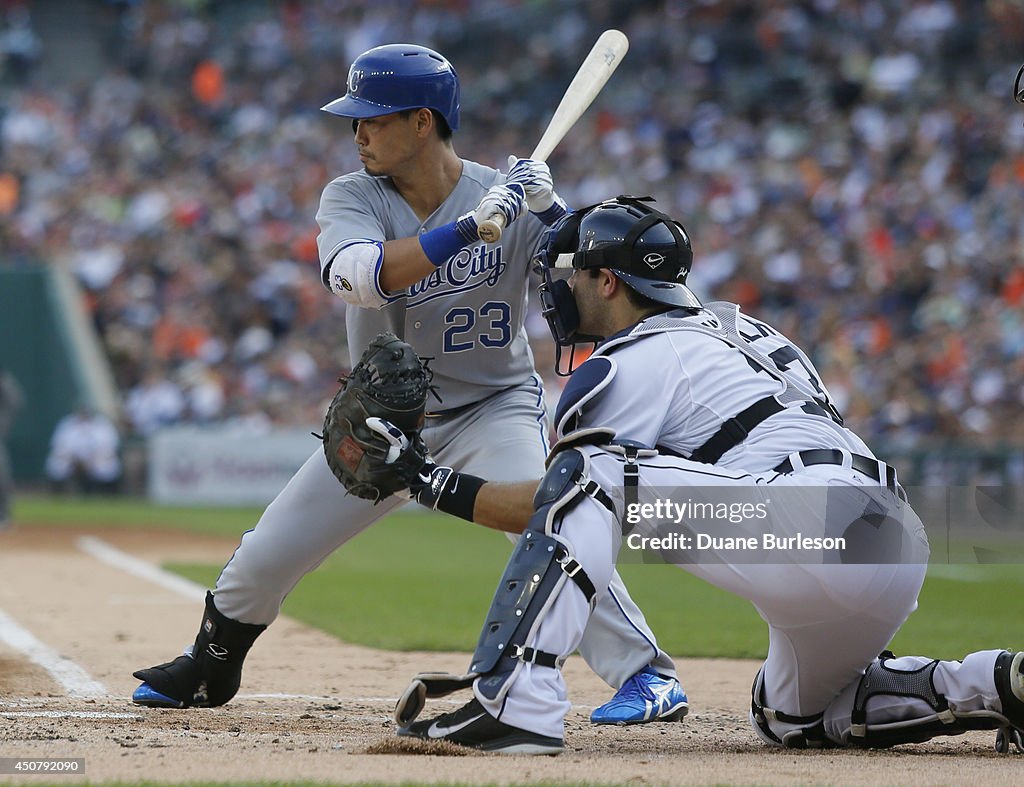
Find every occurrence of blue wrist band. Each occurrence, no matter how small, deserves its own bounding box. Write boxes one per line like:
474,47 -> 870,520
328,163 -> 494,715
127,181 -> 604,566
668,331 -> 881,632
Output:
419,217 -> 477,267
534,199 -> 570,227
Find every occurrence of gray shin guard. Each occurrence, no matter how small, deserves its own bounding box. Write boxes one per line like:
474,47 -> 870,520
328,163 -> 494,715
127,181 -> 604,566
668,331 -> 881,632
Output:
847,651 -> 1016,748
394,449 -> 610,725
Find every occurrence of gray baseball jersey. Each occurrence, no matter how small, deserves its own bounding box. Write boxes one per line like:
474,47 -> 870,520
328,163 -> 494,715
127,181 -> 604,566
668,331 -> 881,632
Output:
316,161 -> 543,410
208,160 -> 676,693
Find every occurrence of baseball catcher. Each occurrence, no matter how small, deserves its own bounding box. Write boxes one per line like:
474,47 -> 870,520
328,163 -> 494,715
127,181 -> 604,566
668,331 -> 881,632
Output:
320,332 -> 437,503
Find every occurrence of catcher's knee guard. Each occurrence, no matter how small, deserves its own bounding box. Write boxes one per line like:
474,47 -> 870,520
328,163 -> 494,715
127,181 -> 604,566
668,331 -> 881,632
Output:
394,449 -> 613,725
133,591 -> 266,707
472,448 -> 612,702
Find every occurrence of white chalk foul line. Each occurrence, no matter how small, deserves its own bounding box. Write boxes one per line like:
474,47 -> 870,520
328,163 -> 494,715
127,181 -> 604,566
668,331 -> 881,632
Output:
1,710 -> 141,719
71,539 -> 532,712
76,535 -> 206,602
0,608 -> 106,698
0,536 -> 204,703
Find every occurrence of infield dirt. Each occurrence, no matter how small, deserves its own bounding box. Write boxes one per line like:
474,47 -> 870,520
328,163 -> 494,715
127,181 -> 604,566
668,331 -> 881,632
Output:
0,525 -> 1020,785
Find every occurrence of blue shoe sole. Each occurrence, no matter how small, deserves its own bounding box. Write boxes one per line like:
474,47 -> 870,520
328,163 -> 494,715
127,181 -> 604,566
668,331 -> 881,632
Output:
132,683 -> 186,708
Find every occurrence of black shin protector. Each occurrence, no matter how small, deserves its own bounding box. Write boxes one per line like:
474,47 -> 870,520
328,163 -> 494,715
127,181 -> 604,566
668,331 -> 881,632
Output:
133,591 -> 266,707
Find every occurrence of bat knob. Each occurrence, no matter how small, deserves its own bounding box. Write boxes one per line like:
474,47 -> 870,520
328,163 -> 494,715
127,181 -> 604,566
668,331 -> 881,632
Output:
478,215 -> 506,243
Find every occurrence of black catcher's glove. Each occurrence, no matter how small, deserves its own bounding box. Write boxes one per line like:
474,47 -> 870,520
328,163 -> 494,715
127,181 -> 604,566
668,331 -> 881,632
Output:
320,333 -> 436,502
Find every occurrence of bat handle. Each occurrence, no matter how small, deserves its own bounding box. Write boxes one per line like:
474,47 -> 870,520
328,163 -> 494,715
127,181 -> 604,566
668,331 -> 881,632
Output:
478,213 -> 506,243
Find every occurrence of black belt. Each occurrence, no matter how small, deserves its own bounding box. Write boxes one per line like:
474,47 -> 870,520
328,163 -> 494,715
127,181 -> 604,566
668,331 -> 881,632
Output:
774,449 -> 906,501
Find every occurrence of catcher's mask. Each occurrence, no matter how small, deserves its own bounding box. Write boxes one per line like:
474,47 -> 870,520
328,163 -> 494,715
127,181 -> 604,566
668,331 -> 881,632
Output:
321,44 -> 460,133
534,195 -> 701,375
1016,64 -> 1024,106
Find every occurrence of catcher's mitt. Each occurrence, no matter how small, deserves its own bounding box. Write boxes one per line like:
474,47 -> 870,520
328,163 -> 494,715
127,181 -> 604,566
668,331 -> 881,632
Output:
321,333 -> 437,502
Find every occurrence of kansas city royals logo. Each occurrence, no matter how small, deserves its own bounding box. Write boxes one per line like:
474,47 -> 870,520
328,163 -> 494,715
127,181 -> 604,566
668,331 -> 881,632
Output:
406,244 -> 507,306
348,67 -> 364,95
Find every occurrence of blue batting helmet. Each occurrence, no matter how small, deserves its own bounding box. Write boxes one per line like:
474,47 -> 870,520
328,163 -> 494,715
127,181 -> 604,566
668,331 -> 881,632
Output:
321,44 -> 460,131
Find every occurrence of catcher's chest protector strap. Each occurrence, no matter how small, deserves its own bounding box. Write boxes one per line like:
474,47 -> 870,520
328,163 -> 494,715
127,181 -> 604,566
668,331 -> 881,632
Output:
599,303 -> 843,464
688,395 -> 785,465
471,449 -> 607,703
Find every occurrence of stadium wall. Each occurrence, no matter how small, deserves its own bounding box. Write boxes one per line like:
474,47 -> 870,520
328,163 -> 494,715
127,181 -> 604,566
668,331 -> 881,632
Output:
0,265 -> 118,481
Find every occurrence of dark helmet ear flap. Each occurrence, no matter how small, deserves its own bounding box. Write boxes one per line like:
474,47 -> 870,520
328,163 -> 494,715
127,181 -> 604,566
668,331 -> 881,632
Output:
549,209 -> 587,255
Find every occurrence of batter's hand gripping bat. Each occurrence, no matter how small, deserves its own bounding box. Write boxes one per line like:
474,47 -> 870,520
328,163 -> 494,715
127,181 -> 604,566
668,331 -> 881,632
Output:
478,29 -> 630,243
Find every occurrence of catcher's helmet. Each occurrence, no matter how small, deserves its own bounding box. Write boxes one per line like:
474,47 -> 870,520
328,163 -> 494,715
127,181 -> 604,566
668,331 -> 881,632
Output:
542,195 -> 701,309
321,44 -> 460,131
535,196 -> 701,374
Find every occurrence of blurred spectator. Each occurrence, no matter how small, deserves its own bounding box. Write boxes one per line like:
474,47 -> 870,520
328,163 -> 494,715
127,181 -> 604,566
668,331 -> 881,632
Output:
1,0 -> 1023,458
124,367 -> 186,436
44,404 -> 122,495
0,366 -> 23,528
0,5 -> 41,86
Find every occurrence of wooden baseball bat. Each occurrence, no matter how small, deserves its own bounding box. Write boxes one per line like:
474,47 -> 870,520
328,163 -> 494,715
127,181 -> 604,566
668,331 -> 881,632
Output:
477,29 -> 629,243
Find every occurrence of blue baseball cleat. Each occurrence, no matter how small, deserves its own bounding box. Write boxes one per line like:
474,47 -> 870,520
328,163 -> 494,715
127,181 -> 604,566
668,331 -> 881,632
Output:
590,666 -> 689,725
132,682 -> 186,708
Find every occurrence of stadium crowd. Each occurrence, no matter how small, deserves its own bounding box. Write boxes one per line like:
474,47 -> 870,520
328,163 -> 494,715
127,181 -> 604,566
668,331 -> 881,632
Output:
2,0 -> 1024,459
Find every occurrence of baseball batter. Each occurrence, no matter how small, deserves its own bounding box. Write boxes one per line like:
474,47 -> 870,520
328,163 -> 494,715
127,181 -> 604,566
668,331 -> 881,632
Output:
132,44 -> 686,723
389,197 -> 1023,755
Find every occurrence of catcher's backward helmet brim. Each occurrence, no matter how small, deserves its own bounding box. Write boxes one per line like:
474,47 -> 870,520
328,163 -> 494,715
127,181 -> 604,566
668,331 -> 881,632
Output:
321,44 -> 460,131
613,270 -> 702,309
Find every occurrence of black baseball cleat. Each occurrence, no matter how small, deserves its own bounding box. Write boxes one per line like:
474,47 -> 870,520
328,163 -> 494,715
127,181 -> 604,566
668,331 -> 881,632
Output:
994,650 -> 1024,753
397,698 -> 564,755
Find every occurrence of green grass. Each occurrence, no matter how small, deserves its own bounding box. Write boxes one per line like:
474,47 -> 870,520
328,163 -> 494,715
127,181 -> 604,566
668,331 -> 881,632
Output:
14,495 -> 1022,660
14,494 -> 262,537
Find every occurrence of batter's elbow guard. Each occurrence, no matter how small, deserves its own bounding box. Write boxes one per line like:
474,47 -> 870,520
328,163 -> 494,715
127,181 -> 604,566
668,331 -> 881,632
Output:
133,591 -> 266,708
324,239 -> 390,308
